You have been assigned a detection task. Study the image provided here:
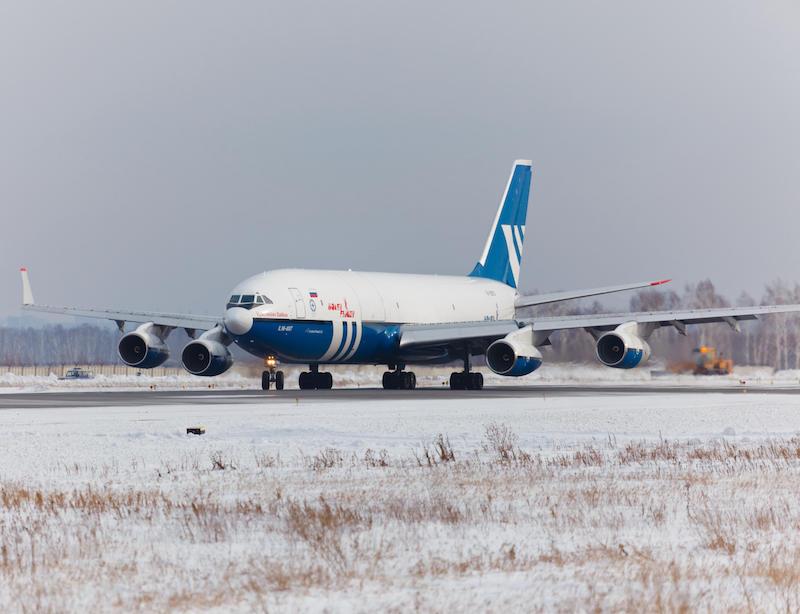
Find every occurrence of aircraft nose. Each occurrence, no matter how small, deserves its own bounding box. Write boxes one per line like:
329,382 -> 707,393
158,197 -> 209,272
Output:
223,307 -> 253,336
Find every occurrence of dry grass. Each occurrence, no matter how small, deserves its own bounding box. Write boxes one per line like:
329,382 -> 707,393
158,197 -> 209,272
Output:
4,427 -> 800,610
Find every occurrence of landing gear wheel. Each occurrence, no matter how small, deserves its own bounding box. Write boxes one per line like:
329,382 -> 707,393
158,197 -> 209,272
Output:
262,371 -> 271,391
382,370 -> 416,390
450,371 -> 483,390
468,372 -> 484,390
299,371 -> 332,390
275,371 -> 284,390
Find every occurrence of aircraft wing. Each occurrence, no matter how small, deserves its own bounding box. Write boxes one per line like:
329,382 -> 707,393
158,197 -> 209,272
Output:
515,278 -> 671,308
20,268 -> 219,332
530,304 -> 800,334
398,320 -> 520,349
397,304 -> 800,353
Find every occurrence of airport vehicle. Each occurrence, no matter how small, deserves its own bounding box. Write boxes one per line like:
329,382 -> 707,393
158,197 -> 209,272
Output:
20,160 -> 800,390
58,367 -> 94,380
669,346 -> 734,376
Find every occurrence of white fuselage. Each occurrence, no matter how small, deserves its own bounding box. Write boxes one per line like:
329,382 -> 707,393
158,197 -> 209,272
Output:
228,269 -> 518,325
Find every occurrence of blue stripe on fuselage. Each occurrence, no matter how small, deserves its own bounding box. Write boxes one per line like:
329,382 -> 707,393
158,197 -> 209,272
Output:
231,319 -> 402,365
332,321 -> 348,360
342,322 -> 358,359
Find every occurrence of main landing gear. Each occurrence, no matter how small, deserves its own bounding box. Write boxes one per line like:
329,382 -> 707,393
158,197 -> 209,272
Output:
261,356 -> 284,390
299,364 -> 333,390
449,352 -> 484,390
382,365 -> 417,390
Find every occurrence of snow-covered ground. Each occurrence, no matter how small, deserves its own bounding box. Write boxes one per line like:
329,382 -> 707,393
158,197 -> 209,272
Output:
2,362 -> 800,393
3,390 -> 800,611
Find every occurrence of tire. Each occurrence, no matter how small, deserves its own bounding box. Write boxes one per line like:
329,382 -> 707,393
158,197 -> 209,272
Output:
382,372 -> 392,389
468,372 -> 483,390
275,371 -> 284,390
298,372 -> 310,390
322,372 -> 333,390
408,372 -> 417,390
449,372 -> 464,390
401,372 -> 411,390
262,371 -> 271,391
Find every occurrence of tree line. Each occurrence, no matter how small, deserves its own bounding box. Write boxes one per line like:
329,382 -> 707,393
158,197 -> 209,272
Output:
525,279 -> 800,370
0,324 -> 257,367
1,279 -> 799,369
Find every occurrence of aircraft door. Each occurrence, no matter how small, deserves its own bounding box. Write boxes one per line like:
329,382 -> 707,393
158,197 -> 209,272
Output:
289,288 -> 306,319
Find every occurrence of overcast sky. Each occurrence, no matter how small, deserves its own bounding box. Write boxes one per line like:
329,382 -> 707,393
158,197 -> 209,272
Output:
1,1 -> 799,321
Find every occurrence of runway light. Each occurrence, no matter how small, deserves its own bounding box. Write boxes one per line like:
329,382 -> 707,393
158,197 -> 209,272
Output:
186,426 -> 206,435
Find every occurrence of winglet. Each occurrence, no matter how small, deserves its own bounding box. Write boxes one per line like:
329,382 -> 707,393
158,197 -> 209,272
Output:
20,267 -> 35,305
649,279 -> 672,287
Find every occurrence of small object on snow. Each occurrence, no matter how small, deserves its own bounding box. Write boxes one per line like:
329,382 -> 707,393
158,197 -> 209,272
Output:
186,426 -> 206,435
58,367 -> 93,381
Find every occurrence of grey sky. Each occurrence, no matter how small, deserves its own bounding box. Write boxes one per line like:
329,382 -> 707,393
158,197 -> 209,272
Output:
1,1 -> 799,321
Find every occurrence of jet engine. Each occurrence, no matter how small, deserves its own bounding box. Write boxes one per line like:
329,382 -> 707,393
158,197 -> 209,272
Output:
118,322 -> 170,369
181,326 -> 233,377
486,326 -> 543,377
595,321 -> 651,369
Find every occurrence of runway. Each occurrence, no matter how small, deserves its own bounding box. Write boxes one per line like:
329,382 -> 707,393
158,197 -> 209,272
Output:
0,383 -> 798,409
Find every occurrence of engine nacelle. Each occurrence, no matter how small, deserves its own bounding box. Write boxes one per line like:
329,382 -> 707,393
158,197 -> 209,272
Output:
486,326 -> 543,377
181,326 -> 233,377
595,322 -> 651,369
118,323 -> 170,369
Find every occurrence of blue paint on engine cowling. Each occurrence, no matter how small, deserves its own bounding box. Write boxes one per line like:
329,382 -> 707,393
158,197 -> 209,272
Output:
617,348 -> 645,369
118,332 -> 170,369
505,356 -> 543,376
596,331 -> 650,369
486,338 -> 543,377
181,340 -> 233,376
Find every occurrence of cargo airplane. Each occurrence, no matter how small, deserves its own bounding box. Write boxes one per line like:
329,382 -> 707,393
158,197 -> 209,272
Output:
20,160 -> 800,390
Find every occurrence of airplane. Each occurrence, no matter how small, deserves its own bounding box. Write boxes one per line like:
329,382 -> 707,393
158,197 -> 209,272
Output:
20,160 -> 800,391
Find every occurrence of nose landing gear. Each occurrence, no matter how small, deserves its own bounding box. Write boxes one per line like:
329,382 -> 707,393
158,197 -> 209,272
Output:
262,356 -> 284,391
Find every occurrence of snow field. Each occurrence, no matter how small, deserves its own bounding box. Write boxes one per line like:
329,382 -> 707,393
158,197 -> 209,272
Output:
2,392 -> 800,611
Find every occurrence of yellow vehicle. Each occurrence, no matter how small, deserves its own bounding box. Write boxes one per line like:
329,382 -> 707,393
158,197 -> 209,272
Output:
670,346 -> 733,375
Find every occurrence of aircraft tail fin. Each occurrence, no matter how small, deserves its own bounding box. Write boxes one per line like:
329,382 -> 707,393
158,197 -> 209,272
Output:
468,159 -> 532,288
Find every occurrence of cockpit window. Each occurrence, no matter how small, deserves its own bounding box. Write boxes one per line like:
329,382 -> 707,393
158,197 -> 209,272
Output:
227,293 -> 273,310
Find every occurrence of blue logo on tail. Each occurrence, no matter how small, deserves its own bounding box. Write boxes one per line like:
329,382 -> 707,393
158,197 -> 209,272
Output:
469,160 -> 532,288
